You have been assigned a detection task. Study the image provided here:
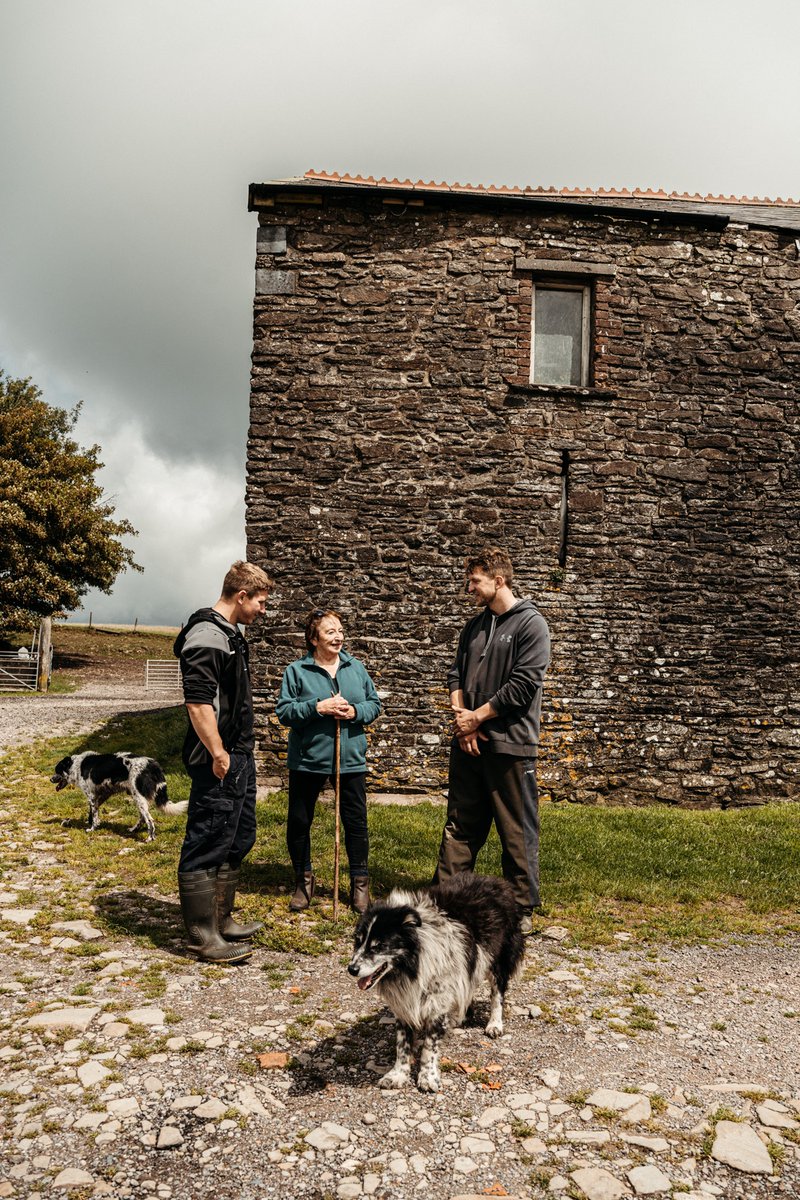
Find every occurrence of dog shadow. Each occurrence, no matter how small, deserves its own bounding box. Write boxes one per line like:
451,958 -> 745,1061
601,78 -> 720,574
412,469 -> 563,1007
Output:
283,993 -> 499,1097
284,1015 -> 396,1096
48,815 -> 150,841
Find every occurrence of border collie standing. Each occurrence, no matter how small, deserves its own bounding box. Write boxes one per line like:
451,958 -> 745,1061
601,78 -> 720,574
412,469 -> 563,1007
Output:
348,873 -> 525,1092
51,752 -> 187,841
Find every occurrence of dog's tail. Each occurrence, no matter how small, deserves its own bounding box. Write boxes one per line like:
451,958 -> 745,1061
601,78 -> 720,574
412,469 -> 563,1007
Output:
152,773 -> 188,817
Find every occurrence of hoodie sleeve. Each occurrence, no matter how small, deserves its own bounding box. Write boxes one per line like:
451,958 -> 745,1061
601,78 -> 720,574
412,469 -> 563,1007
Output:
446,623 -> 470,695
489,612 -> 550,716
276,664 -> 321,730
179,623 -> 232,706
351,662 -> 382,726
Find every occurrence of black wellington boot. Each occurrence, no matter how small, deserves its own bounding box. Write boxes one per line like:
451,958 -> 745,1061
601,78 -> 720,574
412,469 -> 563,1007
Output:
289,872 -> 315,912
178,870 -> 253,963
216,863 -> 263,941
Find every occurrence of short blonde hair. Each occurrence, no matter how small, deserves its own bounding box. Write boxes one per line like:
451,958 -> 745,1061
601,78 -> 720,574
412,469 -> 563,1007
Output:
221,560 -> 274,598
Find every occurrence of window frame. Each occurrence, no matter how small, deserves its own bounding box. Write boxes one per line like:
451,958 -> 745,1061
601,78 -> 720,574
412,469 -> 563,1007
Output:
529,279 -> 592,388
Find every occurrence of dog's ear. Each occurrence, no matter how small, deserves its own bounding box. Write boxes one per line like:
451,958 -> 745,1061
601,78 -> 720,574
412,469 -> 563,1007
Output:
401,908 -> 422,929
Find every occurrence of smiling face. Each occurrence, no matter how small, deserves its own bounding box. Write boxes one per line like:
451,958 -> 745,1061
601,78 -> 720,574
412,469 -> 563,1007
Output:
312,615 -> 345,658
466,569 -> 500,608
347,904 -> 422,991
230,588 -> 269,626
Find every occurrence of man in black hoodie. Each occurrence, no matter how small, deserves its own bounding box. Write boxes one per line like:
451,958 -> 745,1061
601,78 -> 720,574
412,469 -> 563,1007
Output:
434,547 -> 550,935
173,560 -> 273,962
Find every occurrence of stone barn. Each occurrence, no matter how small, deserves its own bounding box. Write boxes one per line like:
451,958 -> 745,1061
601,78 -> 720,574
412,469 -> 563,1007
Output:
246,170 -> 800,807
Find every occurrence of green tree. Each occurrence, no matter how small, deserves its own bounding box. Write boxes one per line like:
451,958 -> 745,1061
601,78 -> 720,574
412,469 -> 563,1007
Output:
0,370 -> 141,627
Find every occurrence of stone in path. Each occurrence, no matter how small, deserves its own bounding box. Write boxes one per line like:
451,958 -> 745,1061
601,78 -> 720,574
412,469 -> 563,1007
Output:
710,1120 -> 773,1175
305,1122 -> 350,1150
1,907 -> 39,925
570,1167 -> 629,1200
587,1087 -> 651,1123
157,1126 -> 184,1149
756,1100 -> 799,1130
51,919 -> 103,940
77,1060 -> 111,1088
621,1133 -> 669,1152
193,1098 -> 227,1120
459,1135 -> 495,1155
53,1169 -> 95,1188
627,1165 -> 671,1195
126,1006 -> 165,1027
26,1006 -> 99,1031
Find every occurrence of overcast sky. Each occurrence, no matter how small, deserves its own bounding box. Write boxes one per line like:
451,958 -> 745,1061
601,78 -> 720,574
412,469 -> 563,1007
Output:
2,0 -> 799,625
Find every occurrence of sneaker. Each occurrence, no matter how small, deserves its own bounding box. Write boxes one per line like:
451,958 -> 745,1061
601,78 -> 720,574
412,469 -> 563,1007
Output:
519,912 -> 533,937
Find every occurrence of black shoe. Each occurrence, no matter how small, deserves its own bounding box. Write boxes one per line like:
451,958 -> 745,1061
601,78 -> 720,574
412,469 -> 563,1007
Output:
178,870 -> 253,963
216,863 -> 263,940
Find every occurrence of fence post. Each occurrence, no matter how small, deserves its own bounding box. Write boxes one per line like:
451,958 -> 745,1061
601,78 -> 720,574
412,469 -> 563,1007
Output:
37,617 -> 52,692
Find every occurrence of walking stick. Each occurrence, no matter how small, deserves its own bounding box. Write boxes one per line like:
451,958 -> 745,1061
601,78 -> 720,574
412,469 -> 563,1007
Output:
333,718 -> 341,921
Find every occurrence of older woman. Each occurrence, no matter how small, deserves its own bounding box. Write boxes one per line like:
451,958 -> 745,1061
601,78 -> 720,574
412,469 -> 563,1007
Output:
276,608 -> 382,914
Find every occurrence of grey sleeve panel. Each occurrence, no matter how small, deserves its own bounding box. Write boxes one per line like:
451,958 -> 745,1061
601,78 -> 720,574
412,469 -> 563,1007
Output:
182,623 -> 233,655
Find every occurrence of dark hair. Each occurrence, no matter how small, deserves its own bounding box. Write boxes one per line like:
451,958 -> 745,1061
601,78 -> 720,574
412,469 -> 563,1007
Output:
304,608 -> 344,653
464,546 -> 514,585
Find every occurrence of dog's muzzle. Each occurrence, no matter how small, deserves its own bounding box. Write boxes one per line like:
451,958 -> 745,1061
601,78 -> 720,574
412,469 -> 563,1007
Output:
347,960 -> 390,992
51,776 -> 67,791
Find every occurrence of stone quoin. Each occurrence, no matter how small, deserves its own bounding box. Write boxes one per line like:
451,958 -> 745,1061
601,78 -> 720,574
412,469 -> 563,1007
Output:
245,172 -> 800,806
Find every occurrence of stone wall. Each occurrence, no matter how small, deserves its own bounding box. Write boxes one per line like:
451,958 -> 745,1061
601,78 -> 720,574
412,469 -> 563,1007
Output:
246,188 -> 800,806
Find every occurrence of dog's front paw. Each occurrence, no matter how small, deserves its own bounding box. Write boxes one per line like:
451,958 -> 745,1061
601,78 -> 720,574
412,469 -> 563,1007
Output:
416,1065 -> 441,1093
485,1020 -> 503,1039
378,1068 -> 411,1090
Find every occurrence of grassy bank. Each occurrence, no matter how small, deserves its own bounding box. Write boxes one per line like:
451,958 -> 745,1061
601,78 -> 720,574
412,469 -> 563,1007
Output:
1,705 -> 799,953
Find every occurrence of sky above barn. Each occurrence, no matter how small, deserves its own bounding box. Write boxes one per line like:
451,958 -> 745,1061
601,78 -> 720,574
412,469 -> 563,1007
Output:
1,0 -> 799,625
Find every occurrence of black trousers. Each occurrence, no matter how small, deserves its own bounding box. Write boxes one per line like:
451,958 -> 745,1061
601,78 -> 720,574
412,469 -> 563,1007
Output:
434,745 -> 540,910
178,750 -> 257,874
287,769 -> 369,878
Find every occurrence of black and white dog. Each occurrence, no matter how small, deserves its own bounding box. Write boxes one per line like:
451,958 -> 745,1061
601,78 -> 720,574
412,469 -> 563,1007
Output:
51,752 -> 187,841
348,873 -> 525,1092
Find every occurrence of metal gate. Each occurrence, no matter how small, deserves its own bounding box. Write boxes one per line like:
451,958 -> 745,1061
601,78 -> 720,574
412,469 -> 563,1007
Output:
0,648 -> 47,691
145,659 -> 182,692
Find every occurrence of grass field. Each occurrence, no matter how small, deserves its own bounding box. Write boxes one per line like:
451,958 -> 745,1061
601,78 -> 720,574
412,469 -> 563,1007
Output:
2,704 -> 799,954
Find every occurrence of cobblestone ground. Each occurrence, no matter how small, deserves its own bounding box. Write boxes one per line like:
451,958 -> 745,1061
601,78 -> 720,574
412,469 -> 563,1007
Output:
1,685 -> 799,1199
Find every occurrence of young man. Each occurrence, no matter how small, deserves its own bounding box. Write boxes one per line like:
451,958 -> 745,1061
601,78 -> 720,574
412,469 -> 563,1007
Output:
173,560 -> 273,963
433,547 -> 550,935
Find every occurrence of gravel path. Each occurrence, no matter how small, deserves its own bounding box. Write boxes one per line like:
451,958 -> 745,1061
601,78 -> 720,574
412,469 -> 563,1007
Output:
0,681 -> 180,755
1,682 -> 798,1199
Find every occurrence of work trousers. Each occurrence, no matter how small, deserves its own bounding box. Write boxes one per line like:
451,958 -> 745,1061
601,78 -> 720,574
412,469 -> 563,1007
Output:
434,744 -> 540,910
178,750 -> 257,874
287,769 -> 369,878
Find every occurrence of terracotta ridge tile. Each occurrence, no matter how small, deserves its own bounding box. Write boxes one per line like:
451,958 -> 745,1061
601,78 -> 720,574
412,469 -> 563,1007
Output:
300,170 -> 799,207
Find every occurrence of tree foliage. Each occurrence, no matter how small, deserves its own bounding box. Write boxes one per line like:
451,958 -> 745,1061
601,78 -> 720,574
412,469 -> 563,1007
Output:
0,370 -> 141,627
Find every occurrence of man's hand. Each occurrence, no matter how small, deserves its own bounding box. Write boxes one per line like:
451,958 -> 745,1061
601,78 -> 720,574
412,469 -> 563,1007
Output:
453,706 -> 481,736
186,703 -> 229,780
211,750 -> 231,780
458,731 -> 488,757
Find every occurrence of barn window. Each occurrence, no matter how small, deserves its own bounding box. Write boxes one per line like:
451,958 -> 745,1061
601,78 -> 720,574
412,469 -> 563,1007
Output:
530,282 -> 591,387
